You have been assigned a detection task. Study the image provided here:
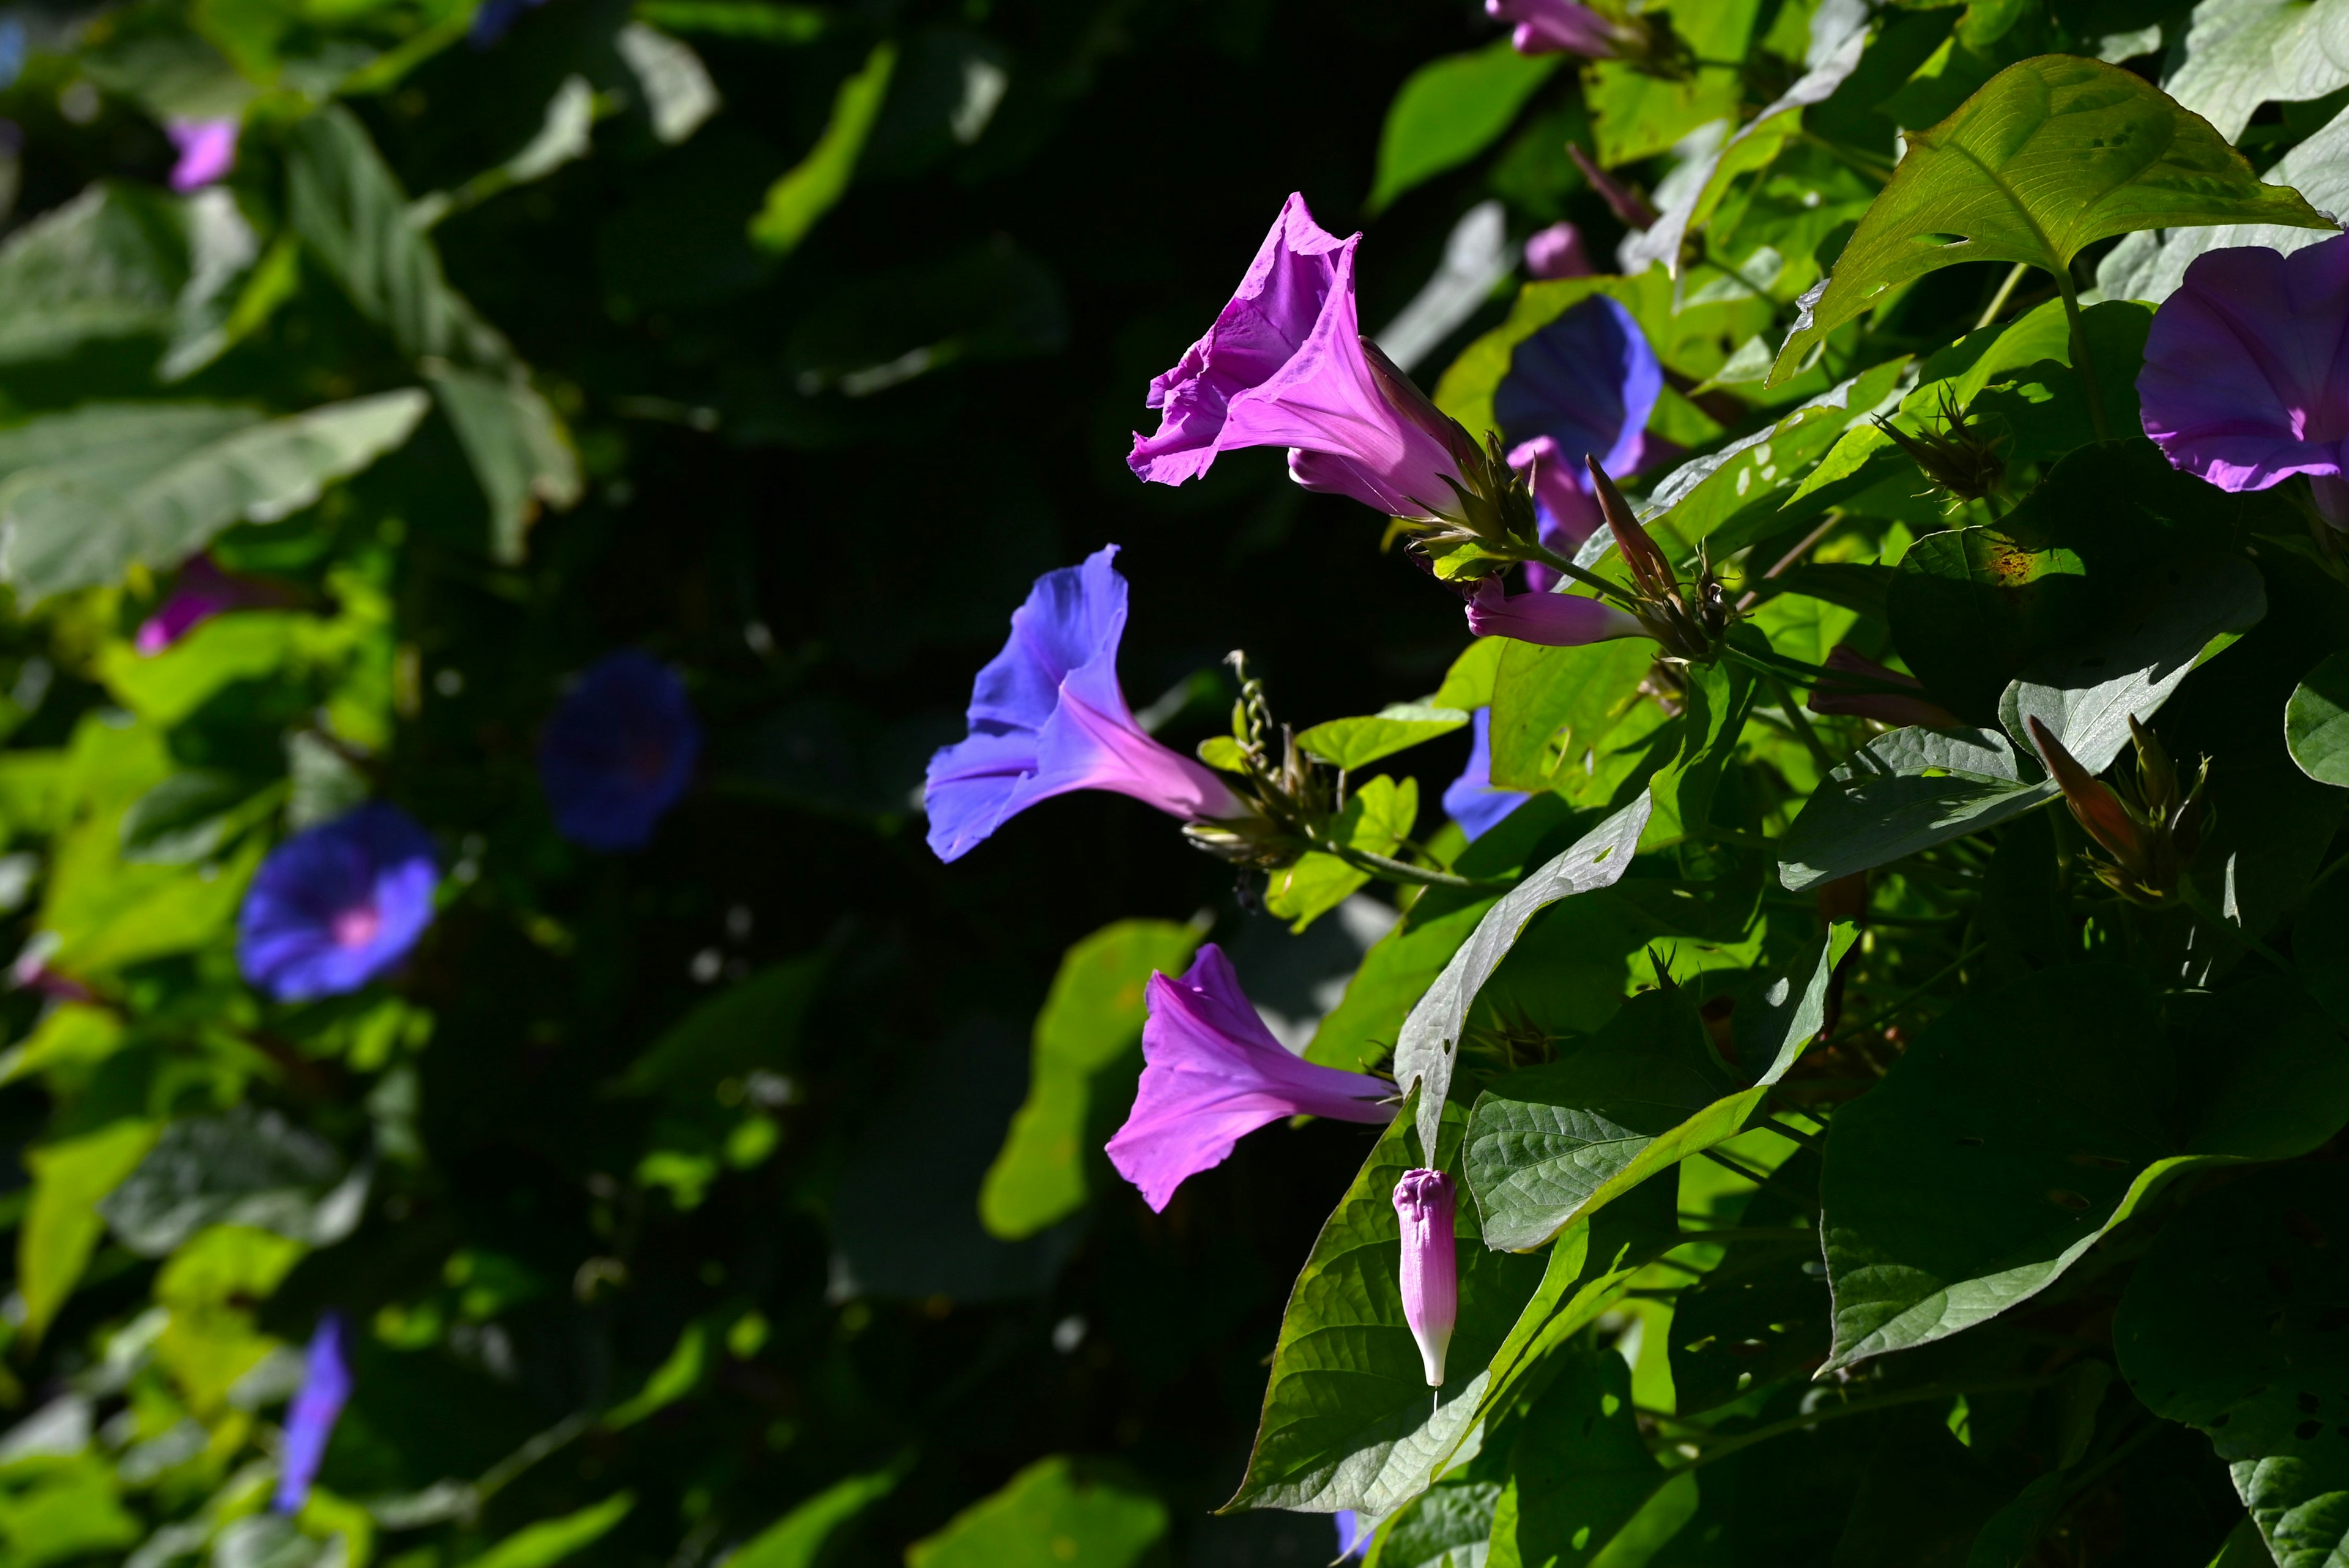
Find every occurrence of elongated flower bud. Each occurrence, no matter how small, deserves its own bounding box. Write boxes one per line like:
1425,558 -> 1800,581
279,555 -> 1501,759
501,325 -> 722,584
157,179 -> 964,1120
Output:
1393,1169 -> 1458,1387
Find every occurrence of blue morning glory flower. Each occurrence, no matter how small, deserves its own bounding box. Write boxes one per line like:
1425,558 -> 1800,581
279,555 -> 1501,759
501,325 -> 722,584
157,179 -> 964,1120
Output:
538,650 -> 702,852
1441,710 -> 1532,842
924,546 -> 1245,863
239,804 -> 440,1003
274,1313 -> 351,1514
1335,1510 -> 1370,1559
1496,297 -> 1668,575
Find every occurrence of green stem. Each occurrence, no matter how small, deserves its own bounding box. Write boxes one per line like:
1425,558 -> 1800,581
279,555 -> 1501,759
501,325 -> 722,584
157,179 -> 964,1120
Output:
1975,262 -> 2028,332
2051,264 -> 2110,442
1764,671 -> 1838,776
1326,842 -> 1515,893
1669,1377 -> 2056,1474
1517,541 -> 1647,609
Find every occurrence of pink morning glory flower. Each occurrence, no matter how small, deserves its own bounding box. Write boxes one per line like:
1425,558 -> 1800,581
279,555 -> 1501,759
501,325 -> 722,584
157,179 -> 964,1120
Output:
1464,575 -> 1646,647
1523,221 -> 1594,281
1487,0 -> 1624,56
1441,709 -> 1531,842
1130,193 -> 1478,523
166,118 -> 237,191
135,554 -> 285,655
1394,1168 -> 1459,1386
1105,944 -> 1391,1211
2139,232 -> 2349,528
925,547 -> 1246,863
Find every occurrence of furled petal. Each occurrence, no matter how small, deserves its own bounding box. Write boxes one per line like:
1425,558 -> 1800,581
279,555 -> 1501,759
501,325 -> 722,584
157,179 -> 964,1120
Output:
1524,221 -> 1594,280
1486,0 -> 1621,56
2139,234 -> 2349,507
1394,1169 -> 1459,1386
167,119 -> 237,191
538,650 -> 702,852
1465,576 -> 1646,647
1807,645 -> 1961,729
238,804 -> 439,1003
1131,195 -> 1469,522
274,1313 -> 351,1514
1105,945 -> 1390,1211
926,547 -> 1244,861
1441,709 -> 1531,842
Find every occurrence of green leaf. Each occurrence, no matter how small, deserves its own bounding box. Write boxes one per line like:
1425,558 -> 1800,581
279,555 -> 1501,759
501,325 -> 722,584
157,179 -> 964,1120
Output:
1394,793 -> 1653,1157
0,1454 -> 139,1568
979,919 -> 1202,1240
617,954 -> 826,1098
1297,706 -> 1471,771
1776,725 -> 2057,893
1584,0 -> 1761,167
425,366 -> 583,565
1367,43 -> 1562,214
725,1457 -> 913,1568
1267,776 -> 1419,933
1647,659 -> 1756,845
1486,1348 -> 1669,1568
1487,639 -> 1653,794
2164,0 -> 2349,144
1770,56 -> 2329,383
751,43 -> 897,253
18,1120 -> 160,1345
98,1105 -> 365,1257
467,1493 -> 635,1568
1226,1093 -> 1548,1516
1668,1231 -> 1827,1415
1887,525 -> 2089,725
98,613 -> 302,729
908,1457 -> 1165,1568
2115,1164 -> 2349,1568
0,184 -> 187,364
0,393 -> 430,606
1368,1476 -> 1503,1568
603,1322 -> 710,1429
2287,648 -> 2349,787
1463,927 -> 1850,1253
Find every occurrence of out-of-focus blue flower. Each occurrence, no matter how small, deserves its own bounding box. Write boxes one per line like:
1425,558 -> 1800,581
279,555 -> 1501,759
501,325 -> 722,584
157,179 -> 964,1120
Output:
538,650 -> 702,852
0,23 -> 27,92
1335,1510 -> 1370,1559
274,1313 -> 351,1514
1496,297 -> 1667,580
239,804 -> 439,1002
1441,709 -> 1532,842
470,0 -> 549,47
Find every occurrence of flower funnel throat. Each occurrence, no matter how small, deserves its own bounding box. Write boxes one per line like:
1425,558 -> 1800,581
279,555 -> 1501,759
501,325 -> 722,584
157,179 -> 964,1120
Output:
926,546 -> 1245,862
239,804 -> 439,1002
1394,1168 -> 1458,1386
1105,944 -> 1390,1211
538,650 -> 702,852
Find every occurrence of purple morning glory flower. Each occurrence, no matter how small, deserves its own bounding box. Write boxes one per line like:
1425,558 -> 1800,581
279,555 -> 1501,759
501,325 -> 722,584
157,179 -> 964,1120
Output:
1104,944 -> 1391,1211
1524,221 -> 1594,281
925,546 -> 1247,863
136,555 -> 284,655
2139,233 -> 2349,527
274,1313 -> 351,1514
538,650 -> 701,852
1495,295 -> 1666,577
1464,576 -> 1645,647
1130,194 -> 1477,523
1441,709 -> 1532,842
1487,0 -> 1624,56
1395,1169 -> 1459,1386
239,804 -> 439,1003
1335,1512 -> 1370,1559
166,119 -> 237,192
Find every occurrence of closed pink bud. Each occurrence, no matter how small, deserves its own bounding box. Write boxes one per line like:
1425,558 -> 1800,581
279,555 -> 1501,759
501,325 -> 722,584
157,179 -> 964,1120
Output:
1393,1169 -> 1459,1387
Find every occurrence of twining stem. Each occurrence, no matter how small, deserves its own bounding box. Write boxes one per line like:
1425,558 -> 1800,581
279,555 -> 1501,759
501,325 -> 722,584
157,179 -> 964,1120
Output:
1975,262 -> 2029,331
1762,671 -> 1839,776
1670,1377 -> 2057,1472
1326,842 -> 1515,892
2050,262 -> 2110,443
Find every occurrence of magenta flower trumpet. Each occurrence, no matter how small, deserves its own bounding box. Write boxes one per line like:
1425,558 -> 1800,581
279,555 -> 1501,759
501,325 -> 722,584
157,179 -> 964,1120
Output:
1464,575 -> 1645,647
136,554 -> 289,655
2139,233 -> 2349,528
1393,1169 -> 1459,1386
925,548 -> 1247,862
1129,194 -> 1478,524
1487,0 -> 1624,56
1105,945 -> 1392,1211
1523,221 -> 1594,281
166,118 -> 237,191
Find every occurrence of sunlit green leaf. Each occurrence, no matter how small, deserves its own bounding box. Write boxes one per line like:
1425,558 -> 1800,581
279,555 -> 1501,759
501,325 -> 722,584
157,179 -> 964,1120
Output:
1367,43 -> 1561,214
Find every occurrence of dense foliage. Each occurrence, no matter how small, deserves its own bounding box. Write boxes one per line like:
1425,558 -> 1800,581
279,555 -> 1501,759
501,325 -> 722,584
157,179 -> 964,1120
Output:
4,0 -> 2349,1564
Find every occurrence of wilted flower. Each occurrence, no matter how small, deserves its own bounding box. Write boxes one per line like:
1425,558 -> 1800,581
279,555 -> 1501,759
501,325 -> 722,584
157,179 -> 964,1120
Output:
2027,716 -> 2208,904
1105,944 -> 1390,1211
166,119 -> 237,191
1496,296 -> 1666,576
239,804 -> 439,1002
274,1313 -> 351,1514
1129,194 -> 1480,524
1523,221 -> 1594,281
1807,645 -> 1961,729
927,548 -> 1247,863
136,555 -> 286,656
2139,234 -> 2349,528
1464,574 -> 1646,647
1487,0 -> 1622,56
1393,1169 -> 1458,1386
538,650 -> 701,852
1441,710 -> 1532,842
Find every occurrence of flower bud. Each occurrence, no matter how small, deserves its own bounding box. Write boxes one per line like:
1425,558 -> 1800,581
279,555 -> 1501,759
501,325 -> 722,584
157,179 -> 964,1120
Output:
1393,1169 -> 1458,1387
